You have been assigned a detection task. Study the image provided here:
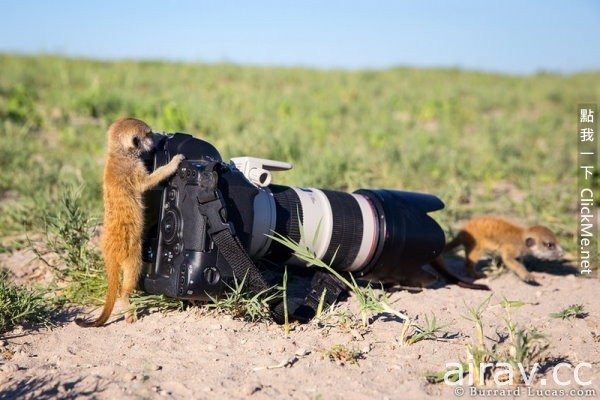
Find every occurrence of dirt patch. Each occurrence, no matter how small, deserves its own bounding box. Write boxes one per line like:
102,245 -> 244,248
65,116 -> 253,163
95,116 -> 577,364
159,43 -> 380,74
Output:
0,246 -> 55,286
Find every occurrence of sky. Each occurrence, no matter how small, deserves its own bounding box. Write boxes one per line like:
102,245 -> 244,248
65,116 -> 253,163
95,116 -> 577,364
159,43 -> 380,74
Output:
0,1 -> 598,75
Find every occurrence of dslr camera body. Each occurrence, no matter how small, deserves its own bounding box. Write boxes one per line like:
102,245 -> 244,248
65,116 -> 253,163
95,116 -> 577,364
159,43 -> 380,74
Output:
141,133 -> 446,300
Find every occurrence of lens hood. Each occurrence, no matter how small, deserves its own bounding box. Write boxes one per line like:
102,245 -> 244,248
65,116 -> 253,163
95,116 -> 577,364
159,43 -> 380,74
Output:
353,190 -> 445,286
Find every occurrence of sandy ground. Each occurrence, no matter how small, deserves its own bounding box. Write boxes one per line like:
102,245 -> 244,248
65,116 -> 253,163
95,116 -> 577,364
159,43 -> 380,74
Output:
0,247 -> 598,400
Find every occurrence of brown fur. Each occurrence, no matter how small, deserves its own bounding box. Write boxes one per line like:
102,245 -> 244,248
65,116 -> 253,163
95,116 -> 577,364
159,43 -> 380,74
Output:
432,216 -> 564,286
76,118 -> 184,327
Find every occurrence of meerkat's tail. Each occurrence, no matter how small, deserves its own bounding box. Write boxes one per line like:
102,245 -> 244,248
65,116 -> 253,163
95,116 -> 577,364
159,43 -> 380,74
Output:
75,260 -> 120,328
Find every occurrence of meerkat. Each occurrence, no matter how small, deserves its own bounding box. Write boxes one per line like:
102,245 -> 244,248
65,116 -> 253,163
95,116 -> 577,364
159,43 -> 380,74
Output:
432,216 -> 564,286
76,118 -> 185,327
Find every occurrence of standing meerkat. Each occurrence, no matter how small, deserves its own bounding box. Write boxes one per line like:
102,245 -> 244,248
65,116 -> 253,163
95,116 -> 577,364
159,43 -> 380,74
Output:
76,118 -> 184,327
432,216 -> 564,286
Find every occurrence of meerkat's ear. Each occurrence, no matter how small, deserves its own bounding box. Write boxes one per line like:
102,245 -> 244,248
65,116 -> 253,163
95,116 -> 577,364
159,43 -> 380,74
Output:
120,134 -> 138,153
525,237 -> 536,247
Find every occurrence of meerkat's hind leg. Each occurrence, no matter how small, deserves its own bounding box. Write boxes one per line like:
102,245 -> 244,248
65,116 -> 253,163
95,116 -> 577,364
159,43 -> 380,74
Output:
464,245 -> 486,279
120,255 -> 143,323
444,231 -> 468,252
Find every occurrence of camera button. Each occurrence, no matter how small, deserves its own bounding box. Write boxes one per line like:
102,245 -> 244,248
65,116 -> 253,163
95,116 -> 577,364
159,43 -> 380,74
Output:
203,266 -> 221,285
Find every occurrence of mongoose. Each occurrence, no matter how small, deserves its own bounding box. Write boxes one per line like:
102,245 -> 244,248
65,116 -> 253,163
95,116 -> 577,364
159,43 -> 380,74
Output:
76,118 -> 184,327
432,216 -> 564,286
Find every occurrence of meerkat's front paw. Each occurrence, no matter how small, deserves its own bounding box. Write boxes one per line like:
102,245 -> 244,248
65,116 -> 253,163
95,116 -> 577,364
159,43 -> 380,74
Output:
166,154 -> 186,174
522,273 -> 540,286
172,154 -> 186,164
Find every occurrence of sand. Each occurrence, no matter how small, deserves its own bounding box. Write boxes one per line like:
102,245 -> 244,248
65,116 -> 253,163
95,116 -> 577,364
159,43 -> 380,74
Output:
0,247 -> 598,400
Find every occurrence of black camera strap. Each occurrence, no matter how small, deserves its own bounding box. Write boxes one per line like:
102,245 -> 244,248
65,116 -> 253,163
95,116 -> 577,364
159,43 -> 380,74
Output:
195,169 -> 272,296
212,230 -> 272,294
270,270 -> 347,324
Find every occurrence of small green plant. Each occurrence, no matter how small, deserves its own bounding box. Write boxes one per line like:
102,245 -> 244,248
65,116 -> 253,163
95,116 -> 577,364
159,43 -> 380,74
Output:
506,329 -> 549,375
424,362 -> 469,384
427,295 -> 551,386
282,266 -> 290,335
549,304 -> 587,320
321,344 -> 363,366
31,187 -> 106,304
0,273 -> 59,332
464,294 -> 493,349
207,273 -> 278,322
400,314 -> 450,346
315,286 -> 327,319
499,297 -> 526,344
323,307 -> 355,328
462,294 -> 494,386
498,297 -> 549,384
127,293 -> 185,317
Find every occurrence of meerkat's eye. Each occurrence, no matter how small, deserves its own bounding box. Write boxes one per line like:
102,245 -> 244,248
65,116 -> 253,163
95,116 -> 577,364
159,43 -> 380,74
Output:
132,137 -> 140,148
545,242 -> 555,250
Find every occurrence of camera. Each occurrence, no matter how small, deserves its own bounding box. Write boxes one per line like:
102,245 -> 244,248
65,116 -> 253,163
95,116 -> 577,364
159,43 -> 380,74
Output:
140,132 -> 446,300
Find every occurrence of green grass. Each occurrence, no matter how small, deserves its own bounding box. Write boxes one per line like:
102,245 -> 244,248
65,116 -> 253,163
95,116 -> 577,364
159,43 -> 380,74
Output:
31,187 -> 106,305
207,273 -> 279,322
427,295 -> 551,386
0,272 -> 59,333
0,53 -> 596,243
549,304 -> 587,320
0,53 -> 597,329
399,314 -> 450,346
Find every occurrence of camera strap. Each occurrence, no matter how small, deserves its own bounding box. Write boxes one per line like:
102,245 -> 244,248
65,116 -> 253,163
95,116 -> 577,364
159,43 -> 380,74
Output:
270,270 -> 347,324
196,170 -> 273,296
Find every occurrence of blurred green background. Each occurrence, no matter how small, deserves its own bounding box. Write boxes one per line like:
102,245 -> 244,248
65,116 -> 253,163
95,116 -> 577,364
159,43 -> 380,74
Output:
0,54 -> 598,255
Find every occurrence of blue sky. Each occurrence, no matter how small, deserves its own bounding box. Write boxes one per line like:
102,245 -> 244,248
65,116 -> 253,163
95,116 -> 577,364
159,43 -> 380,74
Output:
1,1 -> 598,74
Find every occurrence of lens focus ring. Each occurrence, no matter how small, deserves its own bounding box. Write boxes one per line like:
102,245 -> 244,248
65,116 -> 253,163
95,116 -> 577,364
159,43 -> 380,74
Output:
321,190 -> 364,269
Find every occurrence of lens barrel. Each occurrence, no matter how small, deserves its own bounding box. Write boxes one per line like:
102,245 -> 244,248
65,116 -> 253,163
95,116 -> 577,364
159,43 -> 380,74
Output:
255,185 -> 445,283
264,186 -> 371,270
